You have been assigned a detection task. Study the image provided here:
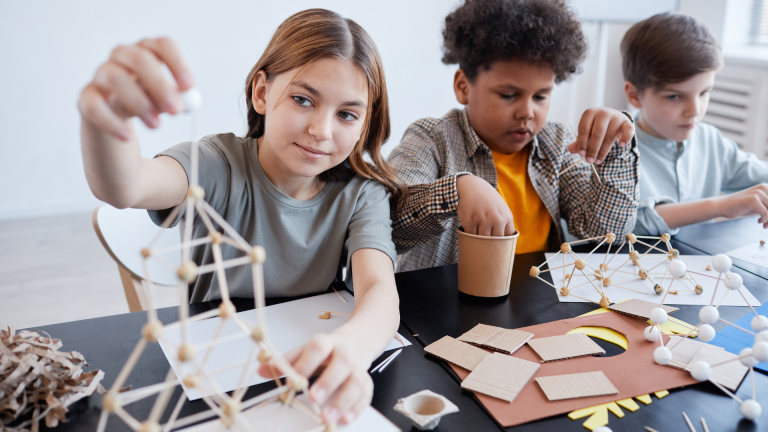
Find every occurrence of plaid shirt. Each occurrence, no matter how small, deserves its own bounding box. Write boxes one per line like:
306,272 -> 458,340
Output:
389,108 -> 639,273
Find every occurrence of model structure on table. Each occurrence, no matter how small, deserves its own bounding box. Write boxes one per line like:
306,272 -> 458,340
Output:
97,90 -> 332,432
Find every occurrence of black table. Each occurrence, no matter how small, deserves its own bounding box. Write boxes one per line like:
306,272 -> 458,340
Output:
30,297 -> 501,432
675,215 -> 768,280
395,250 -> 768,431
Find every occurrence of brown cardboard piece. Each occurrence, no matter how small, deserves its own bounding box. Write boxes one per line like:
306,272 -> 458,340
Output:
667,337 -> 724,369
458,324 -> 533,354
686,347 -> 749,391
424,336 -> 490,371
460,353 -> 540,403
457,229 -> 519,297
527,333 -> 605,362
447,311 -> 699,427
535,371 -> 618,401
608,299 -> 679,320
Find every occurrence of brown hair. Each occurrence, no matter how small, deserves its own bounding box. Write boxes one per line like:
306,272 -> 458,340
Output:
621,12 -> 723,92
244,8 -> 403,200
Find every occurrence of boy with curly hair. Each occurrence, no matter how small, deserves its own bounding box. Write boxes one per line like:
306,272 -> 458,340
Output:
622,13 -> 768,235
390,0 -> 639,272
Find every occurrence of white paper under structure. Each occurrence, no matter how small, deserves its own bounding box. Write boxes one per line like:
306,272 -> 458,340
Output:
727,241 -> 768,269
159,291 -> 411,400
178,394 -> 400,432
543,253 -> 760,306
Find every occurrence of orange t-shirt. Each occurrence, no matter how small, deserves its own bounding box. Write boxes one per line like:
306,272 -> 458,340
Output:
490,147 -> 551,254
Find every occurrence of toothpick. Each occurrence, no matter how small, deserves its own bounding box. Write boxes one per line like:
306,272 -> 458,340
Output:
700,417 -> 710,432
378,349 -> 402,372
331,286 -> 347,303
682,412 -> 696,432
561,123 -> 601,183
371,349 -> 401,373
320,310 -> 351,316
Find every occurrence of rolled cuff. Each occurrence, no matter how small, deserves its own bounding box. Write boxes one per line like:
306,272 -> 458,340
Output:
634,197 -> 678,236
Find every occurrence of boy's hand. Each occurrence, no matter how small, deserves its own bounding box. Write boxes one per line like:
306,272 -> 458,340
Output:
78,37 -> 194,140
456,175 -> 515,237
567,108 -> 634,164
714,184 -> 768,228
259,332 -> 374,426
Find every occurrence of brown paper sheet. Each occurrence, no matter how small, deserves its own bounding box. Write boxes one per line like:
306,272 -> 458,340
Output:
460,353 -> 539,403
447,312 -> 699,427
1,327 -> 105,431
667,337 -> 723,369
424,335 -> 490,371
457,324 -> 533,354
535,371 -> 618,401
686,347 -> 748,391
608,299 -> 679,320
527,333 -> 605,362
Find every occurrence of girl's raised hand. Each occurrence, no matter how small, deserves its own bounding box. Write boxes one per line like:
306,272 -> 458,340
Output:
78,37 -> 195,140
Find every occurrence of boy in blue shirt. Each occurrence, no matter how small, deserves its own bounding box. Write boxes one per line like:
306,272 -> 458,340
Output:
622,13 -> 768,235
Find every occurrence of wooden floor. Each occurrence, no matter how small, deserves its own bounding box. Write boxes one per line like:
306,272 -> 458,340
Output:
0,211 -> 178,330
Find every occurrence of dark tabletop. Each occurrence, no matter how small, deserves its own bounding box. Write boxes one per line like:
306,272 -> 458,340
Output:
22,236 -> 768,432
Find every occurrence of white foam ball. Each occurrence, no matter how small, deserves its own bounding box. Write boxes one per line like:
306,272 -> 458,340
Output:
650,308 -> 668,325
712,254 -> 732,273
698,324 -> 716,342
751,315 -> 768,332
724,272 -> 743,290
668,259 -> 687,278
182,88 -> 203,113
753,341 -> 768,362
740,348 -> 760,367
654,346 -> 672,365
757,330 -> 768,344
689,360 -> 712,381
741,399 -> 762,421
698,306 -> 719,325
644,325 -> 660,342
593,427 -> 612,432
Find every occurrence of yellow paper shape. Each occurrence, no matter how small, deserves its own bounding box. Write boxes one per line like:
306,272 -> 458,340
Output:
579,307 -> 611,317
583,408 -> 609,430
654,390 -> 669,399
636,394 -> 652,405
569,402 -> 624,430
616,398 -> 639,411
651,316 -> 697,337
567,326 -> 629,350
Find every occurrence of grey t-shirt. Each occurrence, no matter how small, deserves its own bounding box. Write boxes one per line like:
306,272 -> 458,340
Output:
148,133 -> 396,302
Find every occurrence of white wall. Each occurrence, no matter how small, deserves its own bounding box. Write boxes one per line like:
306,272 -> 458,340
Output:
0,1 -> 463,221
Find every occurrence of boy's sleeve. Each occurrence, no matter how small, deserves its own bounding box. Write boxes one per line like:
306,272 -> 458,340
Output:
388,124 -> 471,253
635,197 -> 678,236
720,132 -> 768,192
559,113 -> 640,240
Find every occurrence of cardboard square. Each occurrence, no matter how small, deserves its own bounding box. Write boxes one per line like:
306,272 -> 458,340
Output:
527,333 -> 605,362
686,348 -> 749,391
458,324 -> 533,354
461,353 -> 540,403
667,337 -> 724,369
608,299 -> 679,320
424,336 -> 490,371
535,371 -> 619,401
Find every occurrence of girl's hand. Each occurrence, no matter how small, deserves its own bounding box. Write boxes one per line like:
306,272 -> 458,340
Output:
567,108 -> 635,164
78,37 -> 194,140
259,332 -> 375,425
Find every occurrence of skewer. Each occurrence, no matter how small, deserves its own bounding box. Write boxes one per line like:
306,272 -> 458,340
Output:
682,412 -> 696,432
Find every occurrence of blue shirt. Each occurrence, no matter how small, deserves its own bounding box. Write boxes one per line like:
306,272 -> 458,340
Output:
635,117 -> 768,235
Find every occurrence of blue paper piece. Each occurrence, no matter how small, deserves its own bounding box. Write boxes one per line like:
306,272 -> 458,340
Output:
709,302 -> 768,373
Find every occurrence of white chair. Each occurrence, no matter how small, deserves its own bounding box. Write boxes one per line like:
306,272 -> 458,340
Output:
92,205 -> 181,312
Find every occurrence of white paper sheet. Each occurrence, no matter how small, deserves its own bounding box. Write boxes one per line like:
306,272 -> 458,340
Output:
158,291 -> 411,400
727,241 -> 768,269
178,394 -> 400,432
542,253 -> 760,306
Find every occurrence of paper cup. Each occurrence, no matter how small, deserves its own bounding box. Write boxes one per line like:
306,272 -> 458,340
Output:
457,229 -> 519,297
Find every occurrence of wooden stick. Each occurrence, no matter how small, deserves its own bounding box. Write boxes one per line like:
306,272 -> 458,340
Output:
220,235 -> 250,252
701,417 -> 710,432
196,255 -> 253,275
149,202 -> 184,247
161,391 -> 187,432
148,368 -> 177,423
710,275 -> 722,306
635,239 -> 667,254
234,344 -> 257,394
142,259 -> 158,323
590,163 -> 602,183
752,367 -> 756,401
718,318 -> 756,336
110,339 -> 147,392
119,379 -> 179,405
579,268 -> 605,297
539,263 -> 570,273
582,238 -> 607,261
113,405 -> 142,430
682,412 -> 696,432
538,250 -> 562,269
200,200 -> 252,250
645,427 -> 661,432
291,398 -> 323,423
605,240 -> 626,266
379,349 -> 402,372
96,409 -> 109,432
163,308 -> 220,331
686,270 -> 722,280
321,310 -> 351,315
152,235 -> 211,256
557,163 -> 578,176
611,285 -> 651,295
737,289 -> 760,317
331,285 -> 348,303
211,243 -> 232,303
252,264 -> 267,330
371,349 -> 401,373
709,353 -> 751,368
567,236 -> 605,245
710,379 -> 742,403
660,277 -> 675,305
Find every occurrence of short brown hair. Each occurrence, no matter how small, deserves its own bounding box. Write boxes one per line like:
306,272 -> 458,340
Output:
621,12 -> 723,92
442,0 -> 587,84
245,9 -> 403,200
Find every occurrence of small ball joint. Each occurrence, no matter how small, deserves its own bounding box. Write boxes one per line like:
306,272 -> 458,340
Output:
605,233 -> 616,244
177,344 -> 197,362
138,421 -> 160,432
695,285 -> 703,295
667,249 -> 680,260
529,266 -> 540,277
177,261 -> 198,283
654,284 -> 663,295
661,233 -> 671,242
574,259 -> 586,270
218,301 -> 236,320
183,374 -> 201,388
257,349 -> 272,364
639,270 -> 648,280
288,375 -> 309,392
186,185 -> 205,201
102,392 -> 120,412
141,321 -> 164,343
599,296 -> 610,308
560,286 -> 570,296
629,251 -> 640,260
560,243 -> 572,254
602,277 -> 612,287
251,326 -> 267,342
140,248 -> 152,258
209,232 -> 223,244
625,233 -> 637,244
249,246 -> 266,264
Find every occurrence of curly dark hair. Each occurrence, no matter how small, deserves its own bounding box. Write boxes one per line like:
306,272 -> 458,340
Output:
442,0 -> 587,83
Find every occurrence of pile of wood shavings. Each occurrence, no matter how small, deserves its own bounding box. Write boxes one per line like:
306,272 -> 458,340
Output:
1,327 -> 104,431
